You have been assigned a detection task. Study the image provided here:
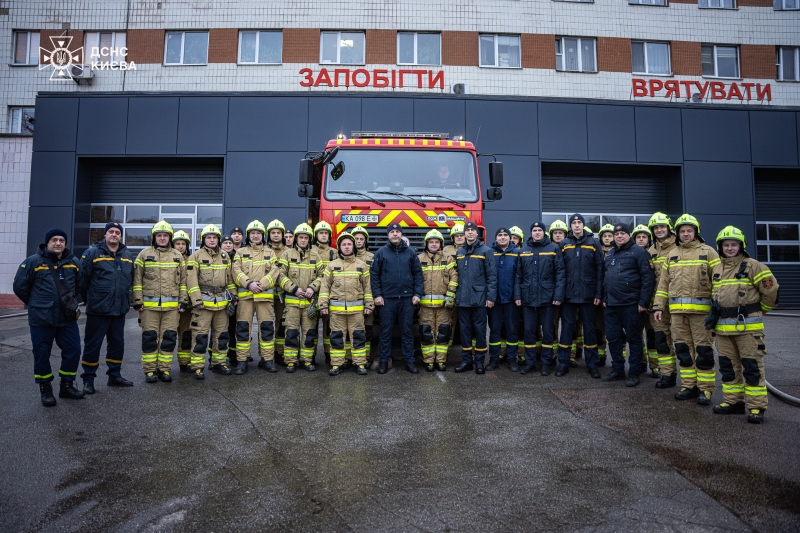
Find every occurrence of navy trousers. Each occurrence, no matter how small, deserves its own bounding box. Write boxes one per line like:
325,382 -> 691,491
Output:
81,313 -> 126,380
523,305 -> 556,367
557,302 -> 599,369
459,306 -> 488,364
378,298 -> 415,363
489,302 -> 519,361
30,322 -> 81,383
605,304 -> 644,376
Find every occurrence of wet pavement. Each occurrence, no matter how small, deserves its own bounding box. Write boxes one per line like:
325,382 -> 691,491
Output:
0,311 -> 798,532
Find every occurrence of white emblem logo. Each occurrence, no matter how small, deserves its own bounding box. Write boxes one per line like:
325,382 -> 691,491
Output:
40,35 -> 83,81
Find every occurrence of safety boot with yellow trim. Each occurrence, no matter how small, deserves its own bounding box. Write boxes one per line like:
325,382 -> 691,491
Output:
674,386 -> 699,400
747,408 -> 765,424
426,363 -> 435,372
329,365 -> 341,376
158,370 -> 172,383
697,390 -> 712,406
713,401 -> 745,415
357,364 -> 368,375
145,372 -> 158,383
286,363 -> 296,373
211,363 -> 232,375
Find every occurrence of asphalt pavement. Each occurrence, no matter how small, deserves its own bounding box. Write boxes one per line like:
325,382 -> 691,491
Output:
0,311 -> 798,532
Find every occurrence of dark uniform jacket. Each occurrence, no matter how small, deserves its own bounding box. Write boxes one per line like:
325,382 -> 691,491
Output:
514,236 -> 565,307
13,245 -> 80,327
370,240 -> 424,299
602,239 -> 655,308
491,242 -> 519,304
79,239 -> 134,316
455,239 -> 498,307
560,232 -> 604,303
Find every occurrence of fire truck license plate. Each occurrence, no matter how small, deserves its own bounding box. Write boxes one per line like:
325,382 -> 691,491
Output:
341,214 -> 379,223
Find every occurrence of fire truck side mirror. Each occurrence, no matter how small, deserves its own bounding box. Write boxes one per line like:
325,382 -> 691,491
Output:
330,161 -> 345,181
489,162 -> 504,187
486,187 -> 503,201
299,159 -> 314,185
298,184 -> 314,198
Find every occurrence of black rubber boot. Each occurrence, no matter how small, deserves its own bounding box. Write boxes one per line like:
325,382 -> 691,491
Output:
82,380 -> 96,394
158,370 -> 172,382
235,361 -> 248,375
656,373 -> 677,389
713,401 -> 746,415
40,383 -> 57,407
674,386 -> 700,400
508,359 -> 519,372
211,363 -> 232,375
59,380 -> 85,400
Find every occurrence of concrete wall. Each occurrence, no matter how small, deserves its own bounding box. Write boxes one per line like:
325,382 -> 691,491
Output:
0,135 -> 32,297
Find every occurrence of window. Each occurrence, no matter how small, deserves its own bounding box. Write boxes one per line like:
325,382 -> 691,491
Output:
84,32 -> 126,64
629,0 -> 667,5
13,31 -> 39,65
556,37 -> 596,72
756,222 -> 800,263
238,30 -> 282,64
9,107 -> 34,135
479,35 -> 521,68
699,0 -> 735,8
701,45 -> 739,78
397,32 -> 441,65
775,0 -> 799,9
632,42 -> 671,75
164,31 -> 209,65
320,31 -> 365,64
777,47 -> 799,81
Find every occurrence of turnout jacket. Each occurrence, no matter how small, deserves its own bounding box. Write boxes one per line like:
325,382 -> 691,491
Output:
653,239 -> 720,314
455,239 -> 497,307
417,249 -> 459,307
131,244 -> 186,311
232,243 -> 280,302
560,232 -> 604,303
602,239 -> 655,308
443,244 -> 460,258
648,234 -> 677,302
318,254 -> 374,314
370,240 -> 424,299
79,239 -> 134,316
514,236 -> 565,307
13,245 -> 80,327
711,253 -> 778,335
491,242 -> 519,304
356,247 -> 374,269
187,246 -> 237,311
312,242 -> 337,268
277,245 -> 325,308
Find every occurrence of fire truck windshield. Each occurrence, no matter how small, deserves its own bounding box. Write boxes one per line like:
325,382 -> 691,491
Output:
325,149 -> 479,203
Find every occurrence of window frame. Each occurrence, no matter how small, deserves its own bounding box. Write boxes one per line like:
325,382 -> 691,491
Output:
777,0 -> 799,9
555,36 -> 598,73
237,30 -> 283,65
12,30 -> 40,65
84,31 -> 127,64
699,0 -> 737,9
319,31 -> 366,65
776,46 -> 800,81
396,32 -> 442,66
9,106 -> 35,135
163,30 -> 209,66
701,44 -> 740,79
631,41 -> 672,75
756,221 -> 800,264
628,0 -> 668,6
478,34 -> 522,69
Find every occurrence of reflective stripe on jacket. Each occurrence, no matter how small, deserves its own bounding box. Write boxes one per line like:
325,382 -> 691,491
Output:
417,249 -> 458,307
514,235 -> 565,307
132,245 -> 185,311
13,245 -> 80,327
711,254 -> 779,335
653,239 -> 720,314
187,246 -> 237,310
560,232 -> 604,303
79,239 -> 134,316
277,246 -> 325,307
455,239 -> 497,307
491,242 -> 518,304
232,243 -> 279,301
318,255 -> 374,314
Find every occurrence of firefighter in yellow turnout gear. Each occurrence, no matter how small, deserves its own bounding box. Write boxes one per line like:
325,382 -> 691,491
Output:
187,224 -> 238,379
711,226 -> 778,424
350,226 -> 375,367
648,213 -> 679,389
418,229 -> 459,371
653,214 -> 720,405
266,219 -> 289,364
171,230 -> 194,372
231,220 -> 281,374
312,221 -> 337,360
318,232 -> 374,376
277,223 -> 325,372
132,221 -> 187,383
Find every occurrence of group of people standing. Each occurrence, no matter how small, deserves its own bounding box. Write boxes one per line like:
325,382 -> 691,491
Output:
14,212 -> 778,424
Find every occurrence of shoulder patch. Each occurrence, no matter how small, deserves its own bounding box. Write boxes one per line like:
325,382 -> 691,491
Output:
699,255 -> 707,261
763,278 -> 774,289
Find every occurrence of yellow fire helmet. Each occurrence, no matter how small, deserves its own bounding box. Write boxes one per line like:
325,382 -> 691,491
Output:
266,219 -> 285,234
246,219 -> 266,235
549,219 -> 568,236
200,223 -> 222,240
293,223 -> 313,238
716,226 -> 747,249
632,224 -> 653,239
598,223 -> 615,237
336,231 -> 356,247
425,228 -> 445,245
648,212 -> 673,232
314,220 -> 332,235
449,223 -> 465,239
151,220 -> 174,237
508,226 -> 524,241
172,229 -> 191,243
674,214 -> 701,235
350,226 -> 370,240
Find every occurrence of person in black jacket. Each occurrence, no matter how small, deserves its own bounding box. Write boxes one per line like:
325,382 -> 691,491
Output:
13,228 -> 85,406
487,228 -> 520,372
601,223 -> 656,387
78,221 -> 135,391
556,214 -> 604,378
370,223 -> 424,374
514,221 -> 565,375
454,221 -> 497,374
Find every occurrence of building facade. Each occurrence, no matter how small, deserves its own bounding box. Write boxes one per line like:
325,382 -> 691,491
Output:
2,0 -> 799,304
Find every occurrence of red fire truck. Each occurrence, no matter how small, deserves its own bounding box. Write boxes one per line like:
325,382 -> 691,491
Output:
298,132 -> 503,250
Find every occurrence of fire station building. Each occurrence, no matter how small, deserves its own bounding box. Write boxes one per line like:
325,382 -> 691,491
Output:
1,1 -> 799,305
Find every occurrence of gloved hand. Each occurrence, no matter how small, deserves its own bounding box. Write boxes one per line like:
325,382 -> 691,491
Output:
132,303 -> 144,311
444,296 -> 455,309
179,302 -> 188,312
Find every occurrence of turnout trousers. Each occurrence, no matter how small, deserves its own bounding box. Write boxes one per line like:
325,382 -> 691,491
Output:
137,309 -> 179,373
177,309 -> 192,367
235,298 -> 275,363
459,306 -> 488,365
651,310 -> 676,378
670,313 -> 716,393
715,332 -> 768,410
523,305 -> 556,367
557,303 -> 599,369
190,309 -> 230,371
31,323 -> 81,383
81,314 -> 126,380
418,306 -> 452,364
489,302 -> 519,362
330,313 -> 366,367
283,305 -> 318,365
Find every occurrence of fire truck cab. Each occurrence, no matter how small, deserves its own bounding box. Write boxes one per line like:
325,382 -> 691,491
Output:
298,132 -> 503,251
